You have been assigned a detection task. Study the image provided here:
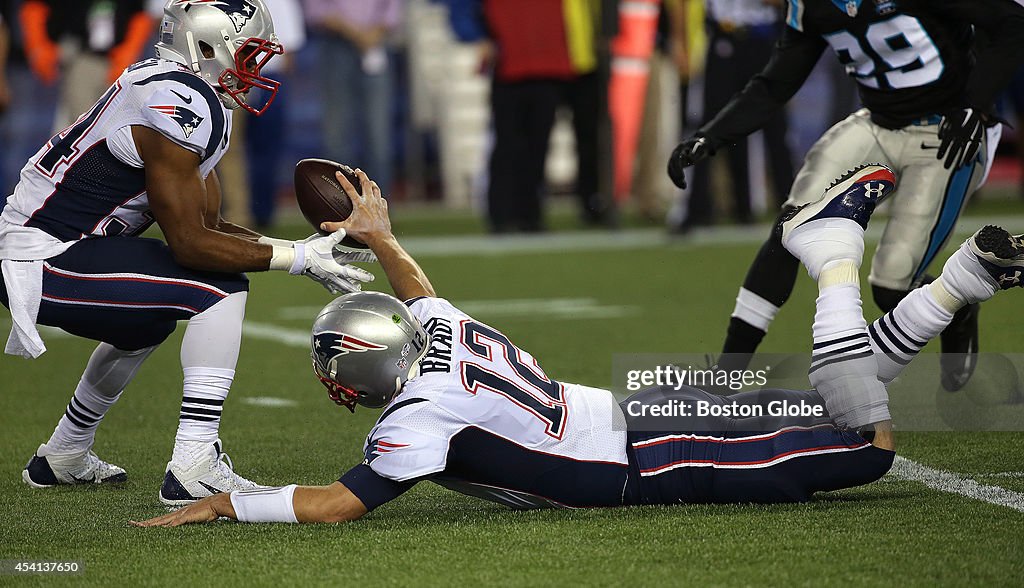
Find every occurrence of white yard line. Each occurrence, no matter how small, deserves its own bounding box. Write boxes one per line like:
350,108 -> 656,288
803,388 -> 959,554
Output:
241,321 -> 310,348
241,396 -> 298,408
454,297 -> 639,319
889,456 -> 1024,513
276,298 -> 640,322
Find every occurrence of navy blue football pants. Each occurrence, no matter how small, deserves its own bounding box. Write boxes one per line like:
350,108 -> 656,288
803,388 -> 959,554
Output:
0,237 -> 249,351
622,386 -> 895,504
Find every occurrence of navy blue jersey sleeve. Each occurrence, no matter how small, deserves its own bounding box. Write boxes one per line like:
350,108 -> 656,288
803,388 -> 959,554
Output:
700,25 -> 826,147
339,464 -> 416,511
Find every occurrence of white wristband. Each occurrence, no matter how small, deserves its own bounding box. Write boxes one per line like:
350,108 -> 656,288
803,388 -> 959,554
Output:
229,484 -> 299,523
289,242 -> 306,275
268,245 -> 298,273
258,235 -> 295,248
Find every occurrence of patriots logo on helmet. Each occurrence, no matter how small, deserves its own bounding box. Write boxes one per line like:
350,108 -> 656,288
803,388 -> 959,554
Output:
313,331 -> 389,376
174,0 -> 258,34
149,105 -> 205,139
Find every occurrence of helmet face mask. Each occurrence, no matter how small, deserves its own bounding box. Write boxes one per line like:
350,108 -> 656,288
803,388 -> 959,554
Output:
314,361 -> 361,413
155,0 -> 284,115
218,36 -> 283,115
311,293 -> 431,413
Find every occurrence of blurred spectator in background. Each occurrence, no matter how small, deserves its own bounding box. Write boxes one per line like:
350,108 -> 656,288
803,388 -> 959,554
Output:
0,11 -> 10,115
0,9 -> 9,201
247,0 -> 306,228
630,2 -> 674,223
449,0 -> 602,233
673,0 -> 794,232
20,0 -> 153,132
558,1 -> 604,226
305,0 -> 401,194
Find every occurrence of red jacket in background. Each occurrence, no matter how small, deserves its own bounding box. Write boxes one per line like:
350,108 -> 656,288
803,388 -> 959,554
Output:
484,0 -> 576,83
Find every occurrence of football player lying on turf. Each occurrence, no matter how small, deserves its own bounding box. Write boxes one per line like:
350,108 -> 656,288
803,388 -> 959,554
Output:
1,0 -> 373,505
133,165 -> 1024,527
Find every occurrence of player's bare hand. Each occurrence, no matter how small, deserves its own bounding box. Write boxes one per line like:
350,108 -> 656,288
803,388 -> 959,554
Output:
130,498 -> 220,528
322,169 -> 393,245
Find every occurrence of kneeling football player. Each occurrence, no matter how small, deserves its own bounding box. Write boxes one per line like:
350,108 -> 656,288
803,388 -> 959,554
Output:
133,165 -> 1024,526
3,0 -> 373,505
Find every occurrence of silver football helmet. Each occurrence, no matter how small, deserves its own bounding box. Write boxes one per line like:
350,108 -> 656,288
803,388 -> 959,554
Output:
154,0 -> 283,114
311,292 -> 430,412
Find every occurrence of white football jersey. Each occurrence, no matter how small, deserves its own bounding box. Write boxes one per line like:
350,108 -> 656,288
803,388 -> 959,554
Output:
0,59 -> 231,261
359,297 -> 629,508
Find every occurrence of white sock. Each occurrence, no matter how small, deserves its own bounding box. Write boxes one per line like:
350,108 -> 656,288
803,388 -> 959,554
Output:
808,283 -> 890,428
46,343 -> 156,453
938,240 -> 999,305
173,292 -> 246,463
869,286 -> 953,383
784,219 -> 865,281
174,367 -> 233,449
731,287 -> 780,332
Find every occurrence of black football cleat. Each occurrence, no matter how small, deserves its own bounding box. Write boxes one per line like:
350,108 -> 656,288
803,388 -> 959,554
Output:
939,302 -> 979,392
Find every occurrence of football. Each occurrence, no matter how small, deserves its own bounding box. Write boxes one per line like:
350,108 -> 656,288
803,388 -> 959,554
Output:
293,158 -> 367,247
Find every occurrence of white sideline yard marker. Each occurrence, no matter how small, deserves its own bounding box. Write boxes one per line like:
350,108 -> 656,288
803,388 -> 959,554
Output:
242,320 -> 310,348
276,298 -> 639,322
455,298 -> 639,319
889,457 -> 1024,513
241,396 -> 298,408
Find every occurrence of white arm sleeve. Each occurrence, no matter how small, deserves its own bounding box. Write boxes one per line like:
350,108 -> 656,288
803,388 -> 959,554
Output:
229,485 -> 299,523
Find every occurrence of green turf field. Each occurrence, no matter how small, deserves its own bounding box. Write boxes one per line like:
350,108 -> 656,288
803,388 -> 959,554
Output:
2,206 -> 1023,586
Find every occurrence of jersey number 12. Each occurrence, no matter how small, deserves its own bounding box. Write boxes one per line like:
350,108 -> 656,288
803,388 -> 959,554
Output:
460,321 -> 568,438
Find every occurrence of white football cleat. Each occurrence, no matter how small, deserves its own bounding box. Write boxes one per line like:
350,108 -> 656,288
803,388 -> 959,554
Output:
22,443 -> 127,488
939,225 -> 1024,306
159,439 -> 261,506
779,163 -> 896,280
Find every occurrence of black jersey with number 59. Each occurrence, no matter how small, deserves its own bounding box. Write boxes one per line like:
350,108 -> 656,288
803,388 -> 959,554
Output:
702,0 -> 1024,139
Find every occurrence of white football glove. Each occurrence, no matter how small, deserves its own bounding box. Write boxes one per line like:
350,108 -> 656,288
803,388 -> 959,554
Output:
296,233 -> 377,264
292,230 -> 375,294
260,234 -> 377,265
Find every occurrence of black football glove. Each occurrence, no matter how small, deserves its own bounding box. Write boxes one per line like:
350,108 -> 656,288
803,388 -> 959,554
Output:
667,135 -> 716,189
937,108 -> 986,170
